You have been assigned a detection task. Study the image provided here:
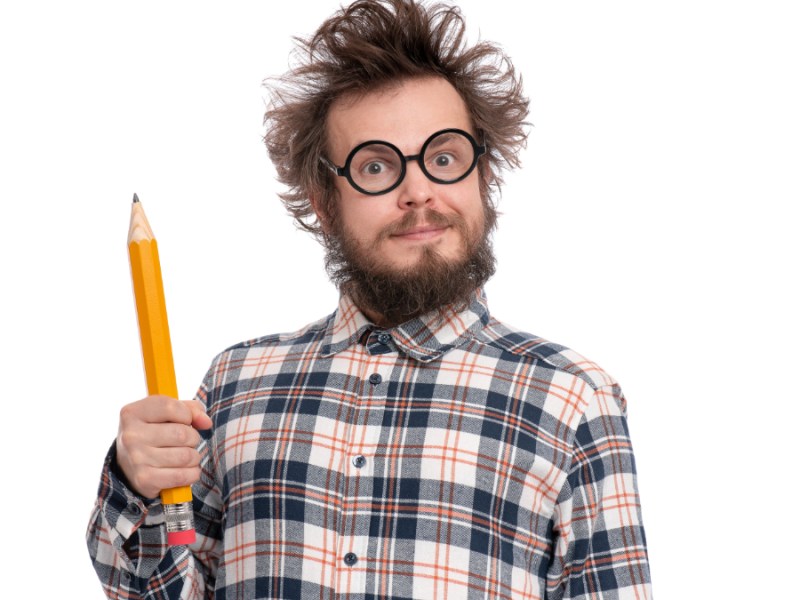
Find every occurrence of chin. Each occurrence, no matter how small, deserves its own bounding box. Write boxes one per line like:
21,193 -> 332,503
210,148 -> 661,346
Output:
393,256 -> 465,279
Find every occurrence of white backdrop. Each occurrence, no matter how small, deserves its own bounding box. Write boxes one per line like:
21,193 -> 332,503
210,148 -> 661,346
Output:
1,1 -> 798,598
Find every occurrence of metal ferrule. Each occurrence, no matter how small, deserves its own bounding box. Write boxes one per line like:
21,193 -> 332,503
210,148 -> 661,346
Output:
163,501 -> 195,533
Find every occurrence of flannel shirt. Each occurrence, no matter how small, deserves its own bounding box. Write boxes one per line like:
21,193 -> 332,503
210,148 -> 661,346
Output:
87,291 -> 651,599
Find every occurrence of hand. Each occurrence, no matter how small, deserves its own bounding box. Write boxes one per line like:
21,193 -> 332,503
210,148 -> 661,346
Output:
115,395 -> 213,499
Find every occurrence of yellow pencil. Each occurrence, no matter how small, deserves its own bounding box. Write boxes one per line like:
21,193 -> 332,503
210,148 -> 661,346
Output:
127,193 -> 196,546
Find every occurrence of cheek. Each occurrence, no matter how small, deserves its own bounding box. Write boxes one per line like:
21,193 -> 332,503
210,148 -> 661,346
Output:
336,198 -> 387,243
330,182 -> 361,230
443,183 -> 484,223
460,195 -> 489,244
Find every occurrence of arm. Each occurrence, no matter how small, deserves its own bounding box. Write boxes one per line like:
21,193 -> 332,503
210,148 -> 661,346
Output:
86,394 -> 222,598
546,385 -> 652,599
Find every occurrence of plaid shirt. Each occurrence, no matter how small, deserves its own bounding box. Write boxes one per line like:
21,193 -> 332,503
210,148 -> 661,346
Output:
87,291 -> 651,599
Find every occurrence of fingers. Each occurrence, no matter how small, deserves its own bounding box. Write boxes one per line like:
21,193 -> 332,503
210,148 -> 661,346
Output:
115,395 -> 212,499
118,421 -> 202,452
120,395 -> 196,427
187,400 -> 213,430
122,463 -> 202,500
121,439 -> 202,469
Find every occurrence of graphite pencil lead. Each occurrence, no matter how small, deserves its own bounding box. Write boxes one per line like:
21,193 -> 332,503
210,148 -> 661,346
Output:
133,193 -> 140,203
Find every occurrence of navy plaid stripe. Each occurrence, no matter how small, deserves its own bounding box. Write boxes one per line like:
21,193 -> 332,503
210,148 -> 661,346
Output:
87,291 -> 651,599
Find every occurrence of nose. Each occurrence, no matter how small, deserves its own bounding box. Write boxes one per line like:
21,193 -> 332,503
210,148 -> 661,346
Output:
396,159 -> 435,209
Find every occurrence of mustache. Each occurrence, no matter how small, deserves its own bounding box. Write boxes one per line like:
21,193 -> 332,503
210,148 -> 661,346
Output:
379,209 -> 459,239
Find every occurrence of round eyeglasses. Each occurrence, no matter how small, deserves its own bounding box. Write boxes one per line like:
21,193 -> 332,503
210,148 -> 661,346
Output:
322,128 -> 486,196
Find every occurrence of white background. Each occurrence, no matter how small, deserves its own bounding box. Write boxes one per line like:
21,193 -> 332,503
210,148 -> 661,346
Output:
1,1 -> 798,598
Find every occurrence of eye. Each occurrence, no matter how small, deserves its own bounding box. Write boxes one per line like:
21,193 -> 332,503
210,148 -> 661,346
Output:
429,151 -> 463,172
351,145 -> 399,179
364,161 -> 385,176
433,153 -> 455,167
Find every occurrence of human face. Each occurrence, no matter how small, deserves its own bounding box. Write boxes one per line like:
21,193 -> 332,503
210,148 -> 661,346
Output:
324,77 -> 486,273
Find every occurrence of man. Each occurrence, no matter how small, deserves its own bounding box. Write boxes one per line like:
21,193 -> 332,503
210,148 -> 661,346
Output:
87,1 -> 652,598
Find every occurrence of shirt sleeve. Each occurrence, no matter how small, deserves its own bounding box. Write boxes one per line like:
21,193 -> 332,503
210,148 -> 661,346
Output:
546,384 -> 652,599
85,382 -> 223,599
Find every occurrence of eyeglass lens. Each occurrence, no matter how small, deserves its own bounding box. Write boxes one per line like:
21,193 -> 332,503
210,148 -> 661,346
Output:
348,130 -> 478,194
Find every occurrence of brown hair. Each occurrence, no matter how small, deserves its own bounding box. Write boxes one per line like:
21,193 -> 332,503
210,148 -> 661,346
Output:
263,0 -> 529,239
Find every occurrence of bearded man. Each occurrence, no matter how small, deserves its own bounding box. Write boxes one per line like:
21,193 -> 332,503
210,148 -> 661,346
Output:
87,1 -> 652,598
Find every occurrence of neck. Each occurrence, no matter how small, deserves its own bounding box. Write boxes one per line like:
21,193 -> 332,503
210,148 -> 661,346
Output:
344,282 -> 402,328
359,305 -> 394,328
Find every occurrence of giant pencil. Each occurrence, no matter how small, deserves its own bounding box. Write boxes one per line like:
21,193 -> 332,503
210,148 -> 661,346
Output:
127,193 -> 196,546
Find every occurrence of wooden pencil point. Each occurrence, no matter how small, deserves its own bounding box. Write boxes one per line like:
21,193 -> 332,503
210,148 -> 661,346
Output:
128,199 -> 154,243
133,193 -> 140,203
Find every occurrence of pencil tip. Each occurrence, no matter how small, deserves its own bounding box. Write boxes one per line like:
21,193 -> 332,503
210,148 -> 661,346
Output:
132,193 -> 140,203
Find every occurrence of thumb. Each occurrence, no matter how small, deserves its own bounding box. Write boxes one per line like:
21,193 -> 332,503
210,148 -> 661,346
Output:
184,400 -> 213,430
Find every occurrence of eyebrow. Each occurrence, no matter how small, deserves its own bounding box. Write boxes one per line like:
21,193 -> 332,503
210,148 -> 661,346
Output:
424,132 -> 460,151
362,144 -> 397,154
354,144 -> 398,160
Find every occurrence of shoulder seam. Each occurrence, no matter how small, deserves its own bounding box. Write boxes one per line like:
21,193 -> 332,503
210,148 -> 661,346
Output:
475,322 -> 616,392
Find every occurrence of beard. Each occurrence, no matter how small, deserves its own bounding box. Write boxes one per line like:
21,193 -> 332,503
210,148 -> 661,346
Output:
324,205 -> 497,327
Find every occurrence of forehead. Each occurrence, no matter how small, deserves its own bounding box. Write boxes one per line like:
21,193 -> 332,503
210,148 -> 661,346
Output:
326,77 -> 472,159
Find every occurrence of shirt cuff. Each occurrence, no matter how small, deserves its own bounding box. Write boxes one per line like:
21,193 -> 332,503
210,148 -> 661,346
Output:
98,442 -> 167,570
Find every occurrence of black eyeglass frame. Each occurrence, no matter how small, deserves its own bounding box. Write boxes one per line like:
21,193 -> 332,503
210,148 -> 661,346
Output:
321,128 -> 487,196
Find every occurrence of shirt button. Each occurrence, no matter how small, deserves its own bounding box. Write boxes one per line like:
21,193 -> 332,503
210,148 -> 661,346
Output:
368,373 -> 382,385
129,503 -> 141,516
377,333 -> 391,345
352,455 -> 367,468
343,552 -> 358,566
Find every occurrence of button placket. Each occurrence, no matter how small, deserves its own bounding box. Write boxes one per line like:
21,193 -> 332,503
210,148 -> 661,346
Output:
336,350 -> 384,591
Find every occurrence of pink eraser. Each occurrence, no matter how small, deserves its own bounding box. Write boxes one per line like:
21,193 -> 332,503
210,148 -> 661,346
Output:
168,529 -> 196,546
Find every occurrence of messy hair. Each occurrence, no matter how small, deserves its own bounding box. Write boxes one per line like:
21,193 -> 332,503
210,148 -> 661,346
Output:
264,0 -> 529,238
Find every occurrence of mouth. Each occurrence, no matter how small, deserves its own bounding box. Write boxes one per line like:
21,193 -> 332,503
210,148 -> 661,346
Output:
390,224 -> 449,241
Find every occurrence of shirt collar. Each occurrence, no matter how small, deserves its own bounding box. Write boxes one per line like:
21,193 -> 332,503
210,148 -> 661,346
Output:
320,290 -> 491,363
